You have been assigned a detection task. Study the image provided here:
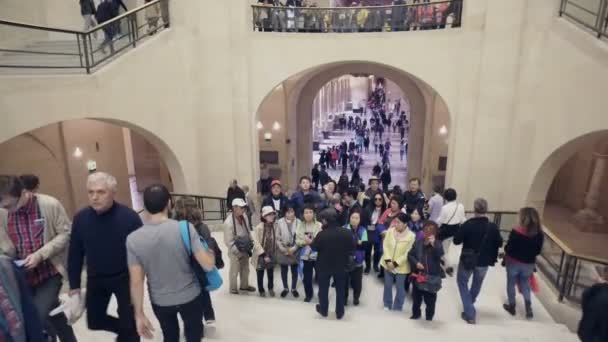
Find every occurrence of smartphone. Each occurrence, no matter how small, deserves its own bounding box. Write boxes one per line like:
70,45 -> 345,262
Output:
14,259 -> 26,267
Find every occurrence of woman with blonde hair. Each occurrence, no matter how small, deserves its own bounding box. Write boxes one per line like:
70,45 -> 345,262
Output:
502,207 -> 544,319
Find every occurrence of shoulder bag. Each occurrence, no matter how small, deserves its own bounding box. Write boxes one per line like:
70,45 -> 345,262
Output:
411,243 -> 442,293
179,221 -> 223,292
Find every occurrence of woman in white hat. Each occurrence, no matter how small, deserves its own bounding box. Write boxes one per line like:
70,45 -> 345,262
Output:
253,206 -> 279,297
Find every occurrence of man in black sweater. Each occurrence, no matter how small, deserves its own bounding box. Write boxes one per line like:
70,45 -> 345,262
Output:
308,208 -> 354,320
453,198 -> 503,325
68,172 -> 142,342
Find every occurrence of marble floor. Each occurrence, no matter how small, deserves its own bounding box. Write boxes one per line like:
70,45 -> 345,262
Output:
69,233 -> 579,342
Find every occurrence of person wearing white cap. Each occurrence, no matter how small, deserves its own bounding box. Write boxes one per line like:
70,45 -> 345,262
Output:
252,206 -> 279,297
223,198 -> 255,294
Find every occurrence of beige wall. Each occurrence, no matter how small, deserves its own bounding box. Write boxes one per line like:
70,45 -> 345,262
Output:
1,0 -> 608,213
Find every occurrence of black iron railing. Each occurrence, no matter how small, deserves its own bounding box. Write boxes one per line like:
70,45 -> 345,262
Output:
559,0 -> 608,39
251,0 -> 462,33
468,210 -> 608,304
171,193 -> 229,222
0,0 -> 170,73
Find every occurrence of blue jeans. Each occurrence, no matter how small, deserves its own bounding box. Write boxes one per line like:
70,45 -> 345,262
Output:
456,264 -> 489,320
506,261 -> 534,306
383,271 -> 407,310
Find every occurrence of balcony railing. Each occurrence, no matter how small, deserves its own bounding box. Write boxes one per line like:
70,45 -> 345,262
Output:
468,210 -> 608,304
559,0 -> 608,39
251,0 -> 462,33
170,194 -> 229,223
0,0 -> 170,74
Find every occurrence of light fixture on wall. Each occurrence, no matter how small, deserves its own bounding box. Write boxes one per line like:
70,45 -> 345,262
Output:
256,121 -> 264,130
73,147 -> 83,158
439,125 -> 448,136
264,132 -> 272,142
272,121 -> 281,131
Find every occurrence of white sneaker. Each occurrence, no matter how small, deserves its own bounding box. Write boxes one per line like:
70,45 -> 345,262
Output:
383,307 -> 390,311
205,319 -> 215,326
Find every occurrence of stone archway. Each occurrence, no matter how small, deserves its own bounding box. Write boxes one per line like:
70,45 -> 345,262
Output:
254,61 -> 452,193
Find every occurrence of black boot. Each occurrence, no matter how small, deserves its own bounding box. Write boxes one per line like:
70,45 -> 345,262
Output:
502,303 -> 516,316
525,301 -> 533,319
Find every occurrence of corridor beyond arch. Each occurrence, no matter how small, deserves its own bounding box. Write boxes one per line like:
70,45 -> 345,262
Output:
254,60 -> 452,193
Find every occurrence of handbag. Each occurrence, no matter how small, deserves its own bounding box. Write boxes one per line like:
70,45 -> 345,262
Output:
438,204 -> 459,241
233,215 -> 254,255
411,245 -> 442,293
461,223 -> 490,271
179,221 -> 223,292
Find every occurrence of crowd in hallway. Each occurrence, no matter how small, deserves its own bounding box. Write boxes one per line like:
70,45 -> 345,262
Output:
315,82 -> 409,197
253,0 -> 462,32
0,168 -> 607,342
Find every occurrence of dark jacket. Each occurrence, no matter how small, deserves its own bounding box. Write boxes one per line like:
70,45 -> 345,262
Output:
290,190 -> 322,219
453,216 -> 503,267
95,0 -> 116,24
408,238 -> 444,277
311,225 -> 355,274
504,228 -> 544,264
80,0 -> 96,15
261,194 -> 289,217
403,190 -> 425,214
311,168 -> 320,182
578,283 -> 608,342
319,170 -> 330,186
226,186 -> 246,208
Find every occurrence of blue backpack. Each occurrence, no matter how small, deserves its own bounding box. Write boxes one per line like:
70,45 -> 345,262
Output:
179,221 -> 223,292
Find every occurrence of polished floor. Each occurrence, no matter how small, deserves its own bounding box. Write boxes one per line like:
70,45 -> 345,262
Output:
69,233 -> 578,342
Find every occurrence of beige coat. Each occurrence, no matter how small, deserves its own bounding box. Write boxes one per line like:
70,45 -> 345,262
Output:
251,222 -> 278,269
0,194 -> 72,282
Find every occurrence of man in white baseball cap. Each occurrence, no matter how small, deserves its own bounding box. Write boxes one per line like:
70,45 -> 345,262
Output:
223,198 -> 256,294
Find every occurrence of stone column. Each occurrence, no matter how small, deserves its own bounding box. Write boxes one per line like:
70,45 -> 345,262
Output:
572,152 -> 608,232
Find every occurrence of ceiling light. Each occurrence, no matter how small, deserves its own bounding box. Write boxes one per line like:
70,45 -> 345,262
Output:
73,147 -> 83,158
439,125 -> 448,136
256,121 -> 264,130
272,121 -> 281,131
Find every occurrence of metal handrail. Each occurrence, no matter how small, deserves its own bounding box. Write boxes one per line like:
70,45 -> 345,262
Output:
170,193 -> 229,222
251,0 -> 455,11
560,0 -> 608,39
0,0 -> 169,73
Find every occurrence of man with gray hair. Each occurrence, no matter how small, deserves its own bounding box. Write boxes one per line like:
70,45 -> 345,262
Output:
68,172 -> 143,341
453,198 -> 503,324
0,175 -> 78,342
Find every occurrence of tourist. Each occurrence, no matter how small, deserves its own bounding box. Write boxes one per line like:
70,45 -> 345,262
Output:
341,187 -> 367,227
437,188 -> 466,275
144,0 -> 161,34
350,168 -> 362,189
311,164 -> 320,191
319,164 -> 330,187
453,198 -> 503,324
262,180 -> 289,218
276,203 -> 300,298
409,220 -> 444,321
126,184 -> 215,342
404,177 -> 426,214
173,197 -> 217,325
96,0 -> 118,54
296,204 -> 322,302
0,176 -> 78,342
310,208 -> 354,320
337,174 -> 350,196
19,174 -> 40,192
381,213 -> 416,311
80,0 -> 97,34
291,176 -> 322,219
223,198 -> 256,294
320,179 -> 340,209
242,185 -> 257,226
408,208 -> 424,239
226,179 -> 246,211
400,140 -> 406,161
68,172 -> 142,342
391,0 -> 407,31
253,206 -> 278,297
503,207 -> 544,319
373,162 -> 382,177
364,192 -> 386,274
578,283 -> 608,342
427,185 -> 444,223
381,165 -> 392,191
365,175 -> 383,200
344,210 -> 368,306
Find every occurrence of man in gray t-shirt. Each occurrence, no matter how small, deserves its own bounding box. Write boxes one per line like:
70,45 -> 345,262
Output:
127,184 -> 215,342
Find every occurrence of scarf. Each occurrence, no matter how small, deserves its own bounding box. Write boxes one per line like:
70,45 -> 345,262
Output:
262,223 -> 276,257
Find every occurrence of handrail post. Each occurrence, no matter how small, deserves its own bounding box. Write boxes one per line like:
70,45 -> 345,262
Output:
131,12 -> 138,47
559,0 -> 567,16
81,33 -> 91,74
598,0 -> 608,37
559,255 -> 572,302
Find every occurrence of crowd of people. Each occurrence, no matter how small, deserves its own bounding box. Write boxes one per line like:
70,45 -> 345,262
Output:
227,171 -> 554,325
1,169 -> 606,342
253,0 -> 463,32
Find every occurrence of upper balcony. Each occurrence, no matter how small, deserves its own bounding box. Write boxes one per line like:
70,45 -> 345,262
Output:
0,0 -> 170,75
250,0 -> 462,33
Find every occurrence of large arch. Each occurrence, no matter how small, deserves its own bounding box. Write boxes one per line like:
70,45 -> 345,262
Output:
253,61 -> 452,192
0,117 -> 188,196
526,130 -> 608,214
